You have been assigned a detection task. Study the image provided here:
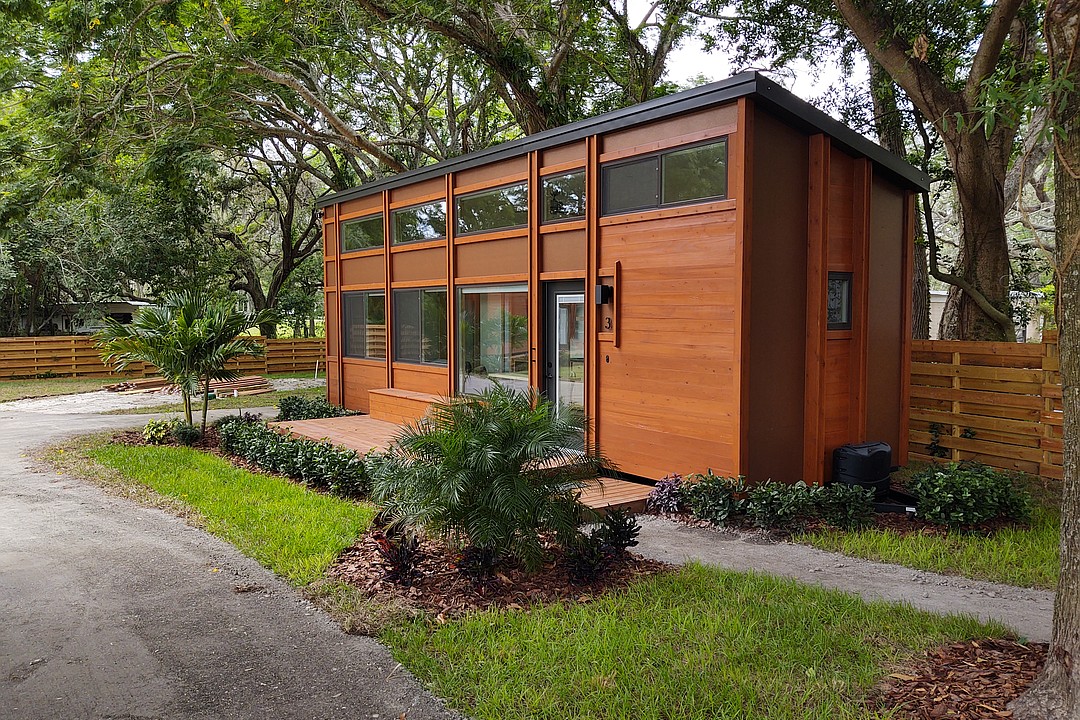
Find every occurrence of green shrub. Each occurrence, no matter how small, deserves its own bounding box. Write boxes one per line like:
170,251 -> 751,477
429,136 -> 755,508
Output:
217,415 -> 369,498
171,422 -> 202,446
745,480 -> 813,530
813,484 -> 875,530
142,418 -> 179,445
684,471 -> 746,525
596,507 -> 640,554
277,395 -> 357,421
370,383 -> 606,571
908,462 -> 1032,528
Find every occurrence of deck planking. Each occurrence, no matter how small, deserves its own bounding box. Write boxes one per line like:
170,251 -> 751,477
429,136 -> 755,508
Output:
269,415 -> 653,512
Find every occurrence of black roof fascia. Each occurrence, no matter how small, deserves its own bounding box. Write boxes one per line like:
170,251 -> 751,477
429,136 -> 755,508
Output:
317,71 -> 928,209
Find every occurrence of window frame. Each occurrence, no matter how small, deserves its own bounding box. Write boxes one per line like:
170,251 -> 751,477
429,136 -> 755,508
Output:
456,283 -> 530,394
341,290 -> 386,360
339,213 -> 385,254
454,181 -> 529,237
391,199 -> 448,245
827,271 -> 853,331
392,286 -> 448,366
600,137 -> 729,217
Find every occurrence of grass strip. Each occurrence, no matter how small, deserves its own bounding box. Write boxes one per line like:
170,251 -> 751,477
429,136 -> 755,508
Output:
87,443 -> 374,585
384,563 -> 1008,720
0,376 -> 120,403
99,386 -> 324,415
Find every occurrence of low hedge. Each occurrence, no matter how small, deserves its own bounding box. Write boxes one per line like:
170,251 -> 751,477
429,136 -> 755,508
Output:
217,415 -> 369,498
277,395 -> 359,421
908,462 -> 1031,528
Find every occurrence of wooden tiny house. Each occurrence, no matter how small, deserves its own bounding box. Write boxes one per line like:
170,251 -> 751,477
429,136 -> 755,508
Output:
318,72 -> 926,485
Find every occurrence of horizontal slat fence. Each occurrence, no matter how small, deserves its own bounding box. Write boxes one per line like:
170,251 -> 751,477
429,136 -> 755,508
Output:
909,333 -> 1062,479
0,336 -> 325,379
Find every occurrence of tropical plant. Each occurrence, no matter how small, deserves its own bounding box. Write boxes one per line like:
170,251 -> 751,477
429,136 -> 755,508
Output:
908,462 -> 1031,528
96,289 -> 275,431
370,383 -> 608,570
683,471 -> 747,525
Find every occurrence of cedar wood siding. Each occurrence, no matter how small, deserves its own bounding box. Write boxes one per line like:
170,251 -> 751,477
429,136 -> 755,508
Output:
746,105 -> 809,484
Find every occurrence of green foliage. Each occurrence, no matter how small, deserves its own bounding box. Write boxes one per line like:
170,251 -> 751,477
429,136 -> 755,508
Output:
812,484 -> 875,531
171,421 -> 202,446
683,471 -> 746,525
370,384 -> 606,570
564,531 -> 615,584
908,462 -> 1032,528
277,394 -> 355,421
142,418 -> 179,445
217,415 -> 369,498
596,507 -> 640,554
745,480 -> 814,531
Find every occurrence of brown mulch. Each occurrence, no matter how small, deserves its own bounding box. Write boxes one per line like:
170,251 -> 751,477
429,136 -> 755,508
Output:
327,532 -> 670,620
876,638 -> 1048,719
113,426 -> 223,453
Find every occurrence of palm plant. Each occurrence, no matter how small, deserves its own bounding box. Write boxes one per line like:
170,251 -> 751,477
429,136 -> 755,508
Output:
370,383 -> 610,571
96,289 -> 274,431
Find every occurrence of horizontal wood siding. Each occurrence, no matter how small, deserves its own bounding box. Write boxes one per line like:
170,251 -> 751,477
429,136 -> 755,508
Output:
908,336 -> 1062,478
597,207 -> 739,479
343,362 -> 392,413
391,364 -> 448,396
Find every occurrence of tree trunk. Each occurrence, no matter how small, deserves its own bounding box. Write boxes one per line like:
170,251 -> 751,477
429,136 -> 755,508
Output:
939,131 -> 1016,341
201,375 -> 211,433
1012,2 -> 1080,716
913,239 -> 931,339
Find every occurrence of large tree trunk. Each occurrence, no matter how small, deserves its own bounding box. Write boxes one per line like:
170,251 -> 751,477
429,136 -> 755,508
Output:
913,239 -> 931,339
1012,1 -> 1080,716
939,132 -> 1015,341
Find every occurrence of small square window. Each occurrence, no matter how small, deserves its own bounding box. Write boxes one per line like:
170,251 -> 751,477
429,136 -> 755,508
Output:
541,171 -> 586,223
827,272 -> 852,330
341,214 -> 383,252
392,201 -> 447,244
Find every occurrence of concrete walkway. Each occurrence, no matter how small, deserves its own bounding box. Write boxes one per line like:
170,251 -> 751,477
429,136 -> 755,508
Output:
0,408 -> 458,720
635,516 -> 1054,642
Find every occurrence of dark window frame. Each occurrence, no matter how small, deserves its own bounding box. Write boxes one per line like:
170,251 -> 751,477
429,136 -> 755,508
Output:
342,290 -> 386,360
600,137 -> 729,217
540,170 -> 587,224
339,213 -> 385,254
454,181 -> 529,237
392,287 -> 448,366
391,199 -> 448,245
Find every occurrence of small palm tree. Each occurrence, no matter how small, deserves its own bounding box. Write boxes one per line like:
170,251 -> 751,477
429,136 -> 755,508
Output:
371,383 -> 610,571
97,290 -> 274,431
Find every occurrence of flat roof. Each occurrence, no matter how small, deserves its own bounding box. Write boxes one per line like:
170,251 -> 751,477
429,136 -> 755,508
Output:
317,71 -> 929,209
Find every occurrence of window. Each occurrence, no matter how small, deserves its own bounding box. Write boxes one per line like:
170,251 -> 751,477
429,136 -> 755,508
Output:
458,285 -> 529,394
601,138 -> 728,216
827,272 -> 852,330
455,182 -> 528,235
662,140 -> 728,205
392,200 -> 447,244
393,288 -> 447,364
541,171 -> 586,223
342,291 -> 386,359
602,157 -> 658,215
340,214 -> 384,252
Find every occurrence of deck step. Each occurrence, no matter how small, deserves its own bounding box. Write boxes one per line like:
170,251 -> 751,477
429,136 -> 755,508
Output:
368,387 -> 440,425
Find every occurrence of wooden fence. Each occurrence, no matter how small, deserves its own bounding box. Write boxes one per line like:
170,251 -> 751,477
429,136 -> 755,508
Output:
908,334 -> 1063,479
0,336 -> 326,380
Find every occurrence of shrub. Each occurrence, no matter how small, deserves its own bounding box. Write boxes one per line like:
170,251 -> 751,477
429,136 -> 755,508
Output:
217,416 -> 369,497
646,474 -> 686,514
171,422 -> 202,446
455,545 -> 498,583
684,471 -> 746,525
373,531 -> 422,582
745,480 -> 813,530
142,418 -> 178,445
277,395 -> 357,421
370,383 -> 607,571
908,462 -> 1032,528
813,483 -> 875,530
564,532 -> 615,584
596,507 -> 640,554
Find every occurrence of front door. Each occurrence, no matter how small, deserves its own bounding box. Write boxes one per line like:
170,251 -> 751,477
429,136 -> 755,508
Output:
543,281 -> 586,412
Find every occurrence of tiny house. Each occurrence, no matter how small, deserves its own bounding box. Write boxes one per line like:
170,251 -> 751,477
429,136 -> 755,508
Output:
317,71 -> 926,485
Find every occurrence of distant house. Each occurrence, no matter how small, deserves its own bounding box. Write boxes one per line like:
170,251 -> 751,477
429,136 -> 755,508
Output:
928,290 -> 1043,342
55,301 -> 149,334
316,71 -> 927,485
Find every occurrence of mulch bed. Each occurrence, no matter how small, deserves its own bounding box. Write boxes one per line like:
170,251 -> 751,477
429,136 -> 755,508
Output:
876,638 -> 1048,718
327,532 -> 670,620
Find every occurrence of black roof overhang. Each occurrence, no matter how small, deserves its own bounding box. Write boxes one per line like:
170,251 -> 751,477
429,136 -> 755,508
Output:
316,71 -> 930,210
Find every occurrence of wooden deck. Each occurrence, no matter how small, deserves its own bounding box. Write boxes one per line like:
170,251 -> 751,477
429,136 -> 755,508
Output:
270,415 -> 653,512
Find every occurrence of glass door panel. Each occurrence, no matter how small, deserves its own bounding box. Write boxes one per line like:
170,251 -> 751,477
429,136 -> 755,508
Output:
544,282 -> 586,413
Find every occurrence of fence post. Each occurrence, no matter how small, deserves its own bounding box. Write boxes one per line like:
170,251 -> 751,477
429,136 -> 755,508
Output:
950,350 -> 962,461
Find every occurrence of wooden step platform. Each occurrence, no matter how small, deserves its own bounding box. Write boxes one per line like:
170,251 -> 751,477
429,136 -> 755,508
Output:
578,477 -> 653,513
368,388 -> 440,425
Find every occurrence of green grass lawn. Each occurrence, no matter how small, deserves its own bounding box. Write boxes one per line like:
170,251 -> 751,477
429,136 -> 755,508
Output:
0,376 -> 121,403
798,479 -> 1061,589
384,564 -> 1008,720
100,385 -> 325,415
86,444 -> 374,584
